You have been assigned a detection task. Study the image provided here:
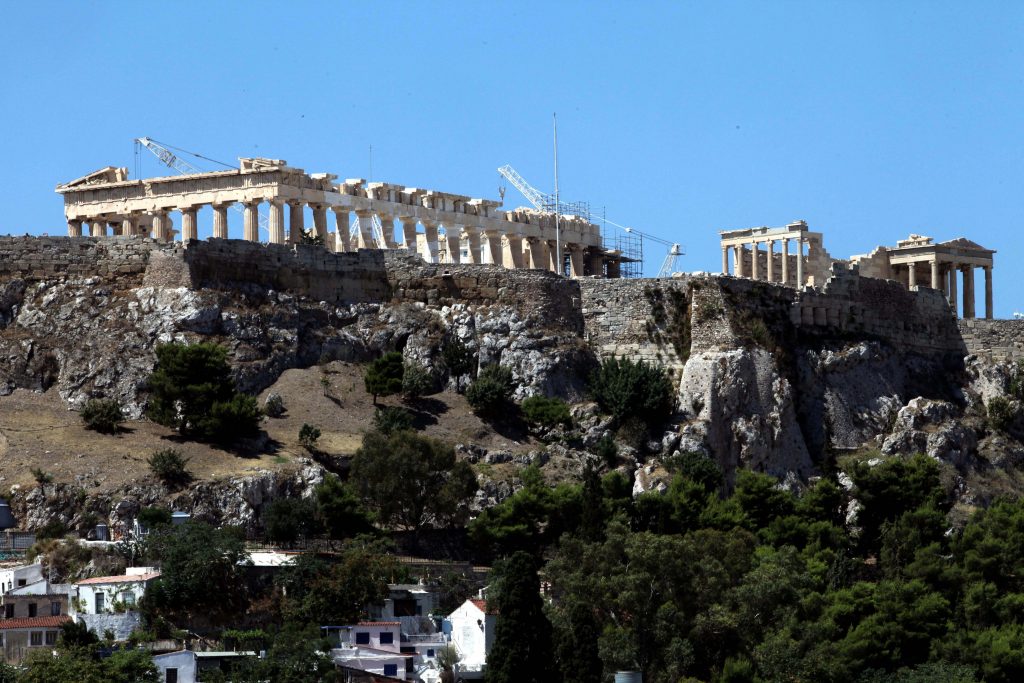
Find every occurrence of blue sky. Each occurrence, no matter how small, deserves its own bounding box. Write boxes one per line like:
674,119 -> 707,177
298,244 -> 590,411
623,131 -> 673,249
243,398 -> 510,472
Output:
1,2 -> 1021,314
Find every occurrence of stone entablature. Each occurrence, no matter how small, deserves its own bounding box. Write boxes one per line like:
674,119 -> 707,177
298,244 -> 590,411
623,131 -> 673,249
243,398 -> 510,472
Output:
56,159 -> 620,279
718,221 -> 835,289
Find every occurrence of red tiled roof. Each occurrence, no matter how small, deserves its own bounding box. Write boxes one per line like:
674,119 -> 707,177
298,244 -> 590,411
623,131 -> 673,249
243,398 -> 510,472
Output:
470,599 -> 487,612
356,621 -> 401,627
0,615 -> 70,630
76,572 -> 160,586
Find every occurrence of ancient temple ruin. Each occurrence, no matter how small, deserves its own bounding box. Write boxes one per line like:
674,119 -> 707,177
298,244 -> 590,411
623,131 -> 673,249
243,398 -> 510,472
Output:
720,222 -> 995,319
55,159 -> 623,278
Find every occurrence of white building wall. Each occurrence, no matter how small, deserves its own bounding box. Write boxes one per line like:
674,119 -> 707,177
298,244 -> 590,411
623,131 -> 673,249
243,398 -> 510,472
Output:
153,650 -> 197,683
0,564 -> 43,593
448,602 -> 494,672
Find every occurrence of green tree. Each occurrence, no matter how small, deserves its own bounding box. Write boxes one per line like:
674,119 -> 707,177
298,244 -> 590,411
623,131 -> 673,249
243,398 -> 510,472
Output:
521,395 -> 572,428
350,430 -> 477,539
80,398 -> 123,434
487,551 -> 555,683
402,362 -> 435,401
372,405 -> 414,434
147,448 -> 192,489
146,342 -> 262,443
441,337 -> 476,392
589,356 -> 674,428
232,624 -> 341,683
265,497 -> 323,544
314,475 -> 376,540
141,522 -> 249,628
363,351 -> 404,404
298,423 -> 321,451
465,364 -> 515,418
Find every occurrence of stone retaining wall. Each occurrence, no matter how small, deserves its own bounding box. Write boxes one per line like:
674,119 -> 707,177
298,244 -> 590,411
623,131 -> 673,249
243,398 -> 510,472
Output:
959,319 -> 1024,362
0,236 -> 156,282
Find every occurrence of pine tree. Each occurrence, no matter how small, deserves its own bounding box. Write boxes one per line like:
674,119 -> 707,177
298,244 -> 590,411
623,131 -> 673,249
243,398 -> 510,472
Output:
487,551 -> 555,683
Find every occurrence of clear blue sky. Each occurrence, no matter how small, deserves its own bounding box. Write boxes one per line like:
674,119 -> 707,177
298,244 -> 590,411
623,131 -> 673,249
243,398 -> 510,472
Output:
1,2 -> 1021,315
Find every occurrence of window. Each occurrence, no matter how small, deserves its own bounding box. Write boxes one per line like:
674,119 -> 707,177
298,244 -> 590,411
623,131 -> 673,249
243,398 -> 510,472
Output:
29,632 -> 41,646
27,603 -> 36,617
427,649 -> 435,657
44,631 -> 57,646
355,632 -> 370,645
379,631 -> 394,645
166,669 -> 178,683
123,592 -> 136,608
384,664 -> 398,677
3,604 -> 13,618
16,579 -> 25,587
95,592 -> 105,613
50,602 -> 60,616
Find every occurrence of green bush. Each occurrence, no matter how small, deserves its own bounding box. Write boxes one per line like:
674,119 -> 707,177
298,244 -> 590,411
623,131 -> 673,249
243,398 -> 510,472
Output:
81,398 -> 123,434
299,424 -> 321,451
373,406 -> 414,435
402,363 -> 435,401
589,356 -> 675,428
595,436 -> 618,467
35,520 -> 67,540
521,396 -> 572,428
148,449 -> 192,488
466,365 -> 516,418
147,342 -> 262,443
988,396 -> 1018,432
364,352 -> 405,403
441,337 -> 476,392
265,497 -> 322,544
31,468 -> 53,485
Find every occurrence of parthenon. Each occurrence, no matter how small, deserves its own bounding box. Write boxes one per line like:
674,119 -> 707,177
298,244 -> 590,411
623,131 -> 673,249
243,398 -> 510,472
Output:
56,159 -> 624,278
720,222 -> 995,319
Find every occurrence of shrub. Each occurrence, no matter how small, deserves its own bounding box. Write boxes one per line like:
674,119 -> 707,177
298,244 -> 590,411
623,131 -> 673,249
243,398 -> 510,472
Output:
364,352 -> 405,403
441,337 -> 476,392
148,449 -> 192,488
988,396 -> 1018,432
521,396 -> 572,428
264,393 -> 285,418
589,356 -> 675,428
31,468 -> 53,485
137,506 -> 172,529
147,342 -> 262,443
595,436 -> 618,467
35,520 -> 67,540
299,424 -> 321,451
466,365 -> 515,418
373,406 -> 414,435
81,398 -> 123,434
402,363 -> 435,401
265,497 -> 322,544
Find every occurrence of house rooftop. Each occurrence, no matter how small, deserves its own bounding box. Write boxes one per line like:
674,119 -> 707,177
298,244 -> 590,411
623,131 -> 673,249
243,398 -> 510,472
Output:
0,615 -> 70,629
76,572 -> 160,586
8,581 -> 74,596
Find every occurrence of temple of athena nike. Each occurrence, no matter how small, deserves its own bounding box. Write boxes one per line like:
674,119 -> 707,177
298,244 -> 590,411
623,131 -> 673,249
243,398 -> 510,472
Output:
720,221 -> 995,319
56,158 -> 624,278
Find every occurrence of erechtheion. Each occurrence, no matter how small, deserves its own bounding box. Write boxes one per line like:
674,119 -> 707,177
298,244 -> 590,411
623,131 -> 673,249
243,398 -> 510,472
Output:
56,159 -> 624,278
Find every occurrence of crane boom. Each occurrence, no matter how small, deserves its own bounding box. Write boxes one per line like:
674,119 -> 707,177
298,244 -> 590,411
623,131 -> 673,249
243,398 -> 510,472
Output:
135,137 -> 269,235
497,165 -> 550,211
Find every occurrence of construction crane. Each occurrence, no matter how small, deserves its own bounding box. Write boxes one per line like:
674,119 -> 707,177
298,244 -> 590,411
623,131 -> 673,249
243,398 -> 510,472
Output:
497,163 -> 683,277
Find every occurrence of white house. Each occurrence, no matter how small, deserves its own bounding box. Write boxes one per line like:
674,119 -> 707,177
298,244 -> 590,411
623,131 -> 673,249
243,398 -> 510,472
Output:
447,599 -> 496,680
329,621 -> 413,680
70,567 -> 159,640
153,649 -> 257,683
0,562 -> 43,594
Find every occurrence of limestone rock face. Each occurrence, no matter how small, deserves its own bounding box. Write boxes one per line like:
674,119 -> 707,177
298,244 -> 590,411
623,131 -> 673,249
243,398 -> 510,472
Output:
679,348 -> 813,484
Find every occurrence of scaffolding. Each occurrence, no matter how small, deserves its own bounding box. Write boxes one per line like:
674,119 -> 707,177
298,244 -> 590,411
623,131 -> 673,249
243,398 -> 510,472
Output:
595,207 -> 643,278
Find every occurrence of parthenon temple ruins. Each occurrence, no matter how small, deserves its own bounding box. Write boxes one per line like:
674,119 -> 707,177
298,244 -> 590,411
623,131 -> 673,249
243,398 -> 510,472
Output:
720,221 -> 995,319
56,159 -> 624,278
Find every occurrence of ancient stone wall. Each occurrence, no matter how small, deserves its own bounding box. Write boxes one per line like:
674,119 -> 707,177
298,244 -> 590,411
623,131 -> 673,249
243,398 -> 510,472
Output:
0,236 -> 156,282
958,319 -> 1024,362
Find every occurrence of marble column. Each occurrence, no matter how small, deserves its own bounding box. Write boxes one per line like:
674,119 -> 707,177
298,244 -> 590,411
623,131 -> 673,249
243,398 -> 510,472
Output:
91,219 -> 106,237
332,207 -> 351,252
484,231 -> 502,265
355,210 -> 375,249
782,238 -> 790,285
243,202 -> 260,242
931,258 -> 940,289
549,241 -> 562,274
212,203 -> 230,239
751,242 -> 760,280
734,245 -> 744,278
985,266 -> 993,319
268,201 -> 286,244
721,246 -> 729,275
180,207 -> 198,242
67,219 -> 82,237
312,204 -> 329,242
948,264 -> 958,317
568,244 -> 585,278
289,202 -> 305,243
463,228 -> 483,264
607,259 -> 621,278
444,227 -> 462,264
378,215 -> 396,248
588,250 -> 604,277
527,238 -> 547,270
907,261 -> 917,289
151,212 -> 167,241
120,215 -> 138,237
796,239 -> 804,287
963,266 -> 975,319
422,220 -> 440,263
766,239 -> 775,282
503,235 -> 525,269
400,218 -> 418,250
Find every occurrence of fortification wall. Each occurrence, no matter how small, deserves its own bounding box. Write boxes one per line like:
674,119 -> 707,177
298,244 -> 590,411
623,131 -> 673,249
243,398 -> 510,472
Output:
958,319 -> 1024,362
0,236 -> 156,282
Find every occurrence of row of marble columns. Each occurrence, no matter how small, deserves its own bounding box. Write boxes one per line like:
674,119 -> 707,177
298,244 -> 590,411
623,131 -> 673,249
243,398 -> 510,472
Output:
67,201 -> 608,276
721,237 -> 806,286
905,260 -> 993,319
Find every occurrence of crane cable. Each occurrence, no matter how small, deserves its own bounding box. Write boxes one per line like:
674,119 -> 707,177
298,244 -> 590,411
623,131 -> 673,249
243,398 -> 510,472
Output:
144,138 -> 235,170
